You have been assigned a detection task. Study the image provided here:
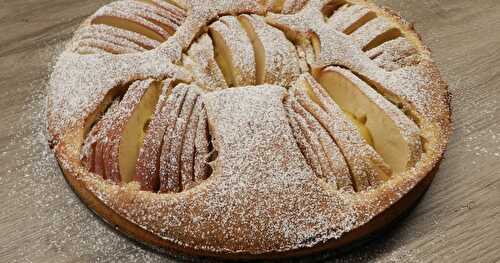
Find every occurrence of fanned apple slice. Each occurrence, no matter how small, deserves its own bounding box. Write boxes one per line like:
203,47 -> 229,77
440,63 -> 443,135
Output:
89,97 -> 125,178
193,107 -> 210,182
118,80 -> 163,183
73,0 -> 186,55
286,99 -> 326,179
74,26 -> 148,54
238,14 -> 301,87
125,0 -> 186,26
78,24 -> 161,50
75,46 -> 108,55
86,33 -> 146,52
81,98 -> 121,174
289,97 -> 353,191
138,0 -> 188,12
134,80 -> 178,191
92,6 -> 169,42
284,98 -> 324,180
100,79 -> 162,183
109,1 -> 181,36
292,74 -> 391,191
156,85 -> 188,191
87,91 -> 131,179
327,4 -> 375,34
183,34 -> 228,91
365,37 -> 420,71
321,0 -> 347,18
180,97 -> 203,190
350,17 -> 401,51
159,85 -> 201,193
163,86 -> 200,192
76,38 -> 142,54
209,16 -> 256,87
316,67 -> 421,173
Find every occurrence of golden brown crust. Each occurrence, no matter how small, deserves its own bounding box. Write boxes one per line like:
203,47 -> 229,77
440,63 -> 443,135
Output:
48,0 -> 452,260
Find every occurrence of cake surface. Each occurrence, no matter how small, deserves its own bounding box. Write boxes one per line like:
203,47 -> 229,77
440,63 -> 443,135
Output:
47,0 -> 451,259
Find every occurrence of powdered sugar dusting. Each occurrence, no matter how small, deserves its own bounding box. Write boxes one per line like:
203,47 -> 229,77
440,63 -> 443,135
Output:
4,63 -> 420,262
48,49 -> 190,137
41,0 -> 451,259
268,0 -> 447,127
2,63 -> 167,262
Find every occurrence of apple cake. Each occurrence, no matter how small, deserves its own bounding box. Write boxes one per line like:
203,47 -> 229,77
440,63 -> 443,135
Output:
47,0 -> 451,260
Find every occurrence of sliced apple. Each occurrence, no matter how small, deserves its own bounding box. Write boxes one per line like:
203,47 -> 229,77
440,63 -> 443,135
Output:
180,98 -> 203,190
112,1 -> 182,36
96,79 -> 161,183
300,75 -> 373,146
138,0 -> 187,12
135,12 -> 177,37
74,25 -> 149,54
317,123 -> 353,191
134,80 -> 179,191
153,85 -> 188,190
365,37 -> 419,71
316,67 -> 421,173
286,99 -> 326,179
289,97 -> 352,190
95,34 -> 146,52
350,17 -> 400,51
81,24 -> 161,50
291,74 -> 391,191
183,34 -> 228,91
209,16 -> 256,87
159,85 -> 201,193
92,15 -> 166,42
289,97 -> 353,190
193,107 -> 210,182
238,14 -> 301,87
75,46 -> 107,55
127,0 -> 186,28
327,4 -> 375,34
343,112 -> 374,146
92,4 -> 170,42
309,32 -> 321,60
204,85 -> 322,200
81,83 -> 129,179
209,22 -> 236,87
81,98 -> 121,174
163,86 -> 200,192
93,137 -> 108,178
76,38 -> 140,54
284,98 -> 324,180
119,81 -> 162,183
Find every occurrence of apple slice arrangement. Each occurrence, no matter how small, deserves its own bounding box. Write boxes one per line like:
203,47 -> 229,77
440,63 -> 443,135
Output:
73,0 -> 431,195
80,78 -> 212,193
48,0 -> 451,258
72,0 -> 187,54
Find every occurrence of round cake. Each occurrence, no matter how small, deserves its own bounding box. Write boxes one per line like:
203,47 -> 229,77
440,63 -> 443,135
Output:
47,0 -> 451,260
